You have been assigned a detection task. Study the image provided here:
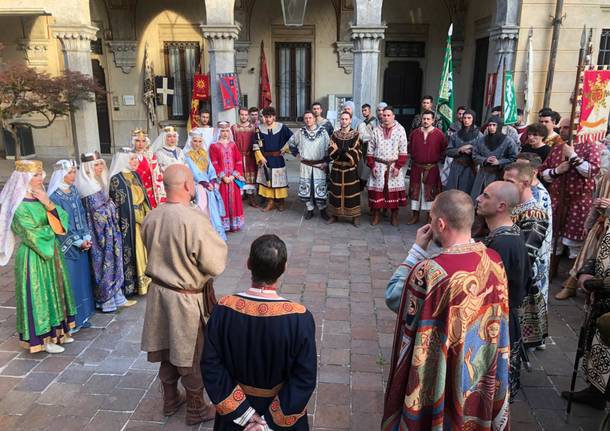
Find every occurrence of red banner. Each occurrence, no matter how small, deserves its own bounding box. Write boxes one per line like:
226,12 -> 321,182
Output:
259,41 -> 272,109
577,69 -> 610,143
219,73 -> 241,111
192,73 -> 210,100
485,73 -> 497,108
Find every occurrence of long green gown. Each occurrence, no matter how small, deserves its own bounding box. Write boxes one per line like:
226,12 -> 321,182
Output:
12,199 -> 76,353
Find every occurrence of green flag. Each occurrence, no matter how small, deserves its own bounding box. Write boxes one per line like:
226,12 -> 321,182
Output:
437,24 -> 454,132
503,70 -> 517,125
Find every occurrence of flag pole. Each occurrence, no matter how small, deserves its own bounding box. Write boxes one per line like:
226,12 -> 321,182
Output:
550,25 -> 587,284
500,56 -> 506,120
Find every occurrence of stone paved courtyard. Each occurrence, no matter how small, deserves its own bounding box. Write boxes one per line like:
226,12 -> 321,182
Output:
0,170 -> 607,430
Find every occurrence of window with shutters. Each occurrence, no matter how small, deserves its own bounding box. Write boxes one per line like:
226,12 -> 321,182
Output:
275,42 -> 311,122
164,41 -> 200,120
599,29 -> 610,65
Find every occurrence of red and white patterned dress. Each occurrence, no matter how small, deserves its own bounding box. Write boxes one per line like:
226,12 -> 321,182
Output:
135,151 -> 165,208
366,123 -> 409,209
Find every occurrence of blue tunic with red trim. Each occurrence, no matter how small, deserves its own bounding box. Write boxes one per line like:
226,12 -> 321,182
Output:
202,293 -> 317,430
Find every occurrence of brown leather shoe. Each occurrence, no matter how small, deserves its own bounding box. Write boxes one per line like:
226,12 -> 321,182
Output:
406,210 -> 420,225
247,194 -> 259,208
555,276 -> 577,300
162,382 -> 186,416
352,216 -> 360,227
185,389 -> 216,425
277,199 -> 286,212
555,287 -> 576,300
370,210 -> 380,226
390,209 -> 400,226
261,199 -> 275,212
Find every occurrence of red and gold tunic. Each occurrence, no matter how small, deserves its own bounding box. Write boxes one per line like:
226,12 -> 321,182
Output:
383,242 -> 510,431
135,151 -> 165,208
231,123 -> 257,187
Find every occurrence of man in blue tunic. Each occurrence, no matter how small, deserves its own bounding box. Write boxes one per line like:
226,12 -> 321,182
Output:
202,235 -> 317,430
253,107 -> 293,212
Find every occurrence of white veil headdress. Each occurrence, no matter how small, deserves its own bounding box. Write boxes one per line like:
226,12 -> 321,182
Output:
212,121 -> 235,144
151,125 -> 180,153
131,128 -> 152,155
75,151 -> 108,198
184,129 -> 205,154
0,160 -> 44,266
108,147 -> 136,188
47,159 -> 77,196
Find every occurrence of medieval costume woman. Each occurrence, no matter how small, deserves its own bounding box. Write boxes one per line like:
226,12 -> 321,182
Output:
184,130 -> 227,241
327,112 -> 362,226
152,125 -> 187,172
209,122 -> 245,232
0,160 -> 76,354
49,160 -> 95,331
108,148 -> 152,296
76,152 -> 133,312
132,128 -> 165,207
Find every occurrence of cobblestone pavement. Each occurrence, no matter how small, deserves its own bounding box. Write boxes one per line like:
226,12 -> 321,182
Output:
0,169 -> 606,430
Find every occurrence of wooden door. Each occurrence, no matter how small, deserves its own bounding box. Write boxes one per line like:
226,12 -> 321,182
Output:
91,60 -> 112,154
383,61 -> 422,128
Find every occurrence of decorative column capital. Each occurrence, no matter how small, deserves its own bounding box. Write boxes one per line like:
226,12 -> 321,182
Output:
490,24 -> 519,61
234,40 -> 251,70
350,24 -> 386,53
107,40 -> 138,74
52,24 -> 98,52
18,39 -> 50,68
334,41 -> 353,74
200,24 -> 241,52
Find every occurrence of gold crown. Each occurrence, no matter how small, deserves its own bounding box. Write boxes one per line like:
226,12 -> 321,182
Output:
163,126 -> 177,134
15,160 -> 43,174
132,128 -> 148,139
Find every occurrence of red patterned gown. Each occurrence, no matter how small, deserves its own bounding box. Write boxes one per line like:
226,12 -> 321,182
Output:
540,141 -> 600,242
209,141 -> 245,232
135,151 -> 165,208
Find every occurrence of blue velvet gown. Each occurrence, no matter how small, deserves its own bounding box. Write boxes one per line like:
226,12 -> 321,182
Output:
50,186 -> 95,329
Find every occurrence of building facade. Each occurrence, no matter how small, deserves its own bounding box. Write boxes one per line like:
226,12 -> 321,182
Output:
0,0 -> 609,157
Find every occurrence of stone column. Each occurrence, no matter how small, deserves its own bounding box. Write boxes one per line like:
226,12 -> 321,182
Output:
490,25 -> 519,70
350,25 -> 386,112
52,24 -> 101,155
201,24 -> 241,124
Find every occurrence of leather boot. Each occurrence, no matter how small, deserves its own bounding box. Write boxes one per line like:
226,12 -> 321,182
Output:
555,276 -> 577,300
247,194 -> 259,208
261,199 -> 275,212
390,209 -> 400,226
185,389 -> 216,425
326,216 -> 337,225
561,385 -> 607,410
406,210 -> 420,225
304,209 -> 314,220
352,216 -> 360,227
319,208 -> 330,221
162,382 -> 186,416
277,199 -> 286,212
370,210 -> 381,226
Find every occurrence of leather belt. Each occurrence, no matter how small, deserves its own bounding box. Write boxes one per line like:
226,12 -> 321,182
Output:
413,162 -> 436,170
301,159 -> 324,166
264,151 -> 282,157
239,382 -> 284,398
151,279 -> 203,295
374,157 -> 397,166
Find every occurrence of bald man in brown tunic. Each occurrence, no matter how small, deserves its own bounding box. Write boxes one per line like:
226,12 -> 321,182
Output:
141,164 -> 228,426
